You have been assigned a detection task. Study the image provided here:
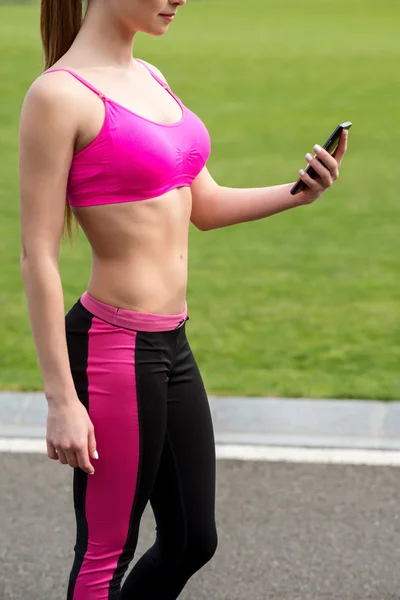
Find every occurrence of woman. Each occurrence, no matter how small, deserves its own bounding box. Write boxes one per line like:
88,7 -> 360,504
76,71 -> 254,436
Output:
19,0 -> 348,598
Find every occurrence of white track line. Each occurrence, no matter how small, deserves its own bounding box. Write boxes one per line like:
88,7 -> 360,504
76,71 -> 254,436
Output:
0,438 -> 47,453
216,444 -> 400,466
2,438 -> 400,466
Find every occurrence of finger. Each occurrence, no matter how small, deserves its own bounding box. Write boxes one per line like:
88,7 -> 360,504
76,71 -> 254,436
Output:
305,154 -> 333,188
47,441 -> 59,460
88,427 -> 99,461
56,448 -> 68,465
311,146 -> 339,181
76,447 -> 95,475
64,450 -> 79,469
333,129 -> 348,166
298,169 -> 324,193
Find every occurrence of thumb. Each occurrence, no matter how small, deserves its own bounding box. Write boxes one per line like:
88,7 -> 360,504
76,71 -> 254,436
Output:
88,427 -> 99,460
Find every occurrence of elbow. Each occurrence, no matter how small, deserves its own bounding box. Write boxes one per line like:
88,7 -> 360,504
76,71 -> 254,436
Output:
193,220 -> 212,232
20,239 -> 59,263
20,251 -> 33,283
20,249 -> 28,272
20,246 -> 28,263
19,248 -> 58,274
191,213 -> 214,232
20,247 -> 33,271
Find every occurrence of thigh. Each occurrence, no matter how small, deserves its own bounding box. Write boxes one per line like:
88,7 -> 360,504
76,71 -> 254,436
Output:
65,301 -> 172,596
66,304 -> 170,526
150,328 -> 217,550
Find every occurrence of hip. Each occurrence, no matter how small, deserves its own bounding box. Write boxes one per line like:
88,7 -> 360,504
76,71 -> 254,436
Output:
65,294 -> 192,390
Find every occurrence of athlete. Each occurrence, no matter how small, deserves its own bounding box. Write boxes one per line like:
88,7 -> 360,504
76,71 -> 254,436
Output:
19,0 -> 348,598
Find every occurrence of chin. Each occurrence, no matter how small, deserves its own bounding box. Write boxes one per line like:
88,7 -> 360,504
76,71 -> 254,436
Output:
141,24 -> 170,36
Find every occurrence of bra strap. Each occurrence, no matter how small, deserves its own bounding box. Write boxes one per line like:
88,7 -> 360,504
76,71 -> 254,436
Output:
43,68 -> 105,97
135,58 -> 169,89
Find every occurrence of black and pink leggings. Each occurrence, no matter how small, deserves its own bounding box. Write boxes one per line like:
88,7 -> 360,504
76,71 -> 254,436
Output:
65,291 -> 217,600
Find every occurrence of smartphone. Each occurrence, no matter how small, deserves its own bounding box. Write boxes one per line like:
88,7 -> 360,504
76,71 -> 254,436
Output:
290,121 -> 352,195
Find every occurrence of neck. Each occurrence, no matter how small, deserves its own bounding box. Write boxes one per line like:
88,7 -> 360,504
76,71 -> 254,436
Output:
71,2 -> 137,69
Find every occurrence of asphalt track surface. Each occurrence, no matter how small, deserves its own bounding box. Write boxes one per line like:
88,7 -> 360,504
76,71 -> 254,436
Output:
2,453 -> 400,600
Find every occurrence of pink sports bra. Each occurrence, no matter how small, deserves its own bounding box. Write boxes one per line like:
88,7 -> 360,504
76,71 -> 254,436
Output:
44,60 -> 211,207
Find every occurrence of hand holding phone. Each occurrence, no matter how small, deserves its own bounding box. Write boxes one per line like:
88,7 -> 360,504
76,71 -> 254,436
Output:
290,122 -> 352,195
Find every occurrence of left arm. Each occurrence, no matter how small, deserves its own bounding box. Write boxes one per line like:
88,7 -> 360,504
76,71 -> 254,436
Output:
190,171 -> 297,231
190,131 -> 348,231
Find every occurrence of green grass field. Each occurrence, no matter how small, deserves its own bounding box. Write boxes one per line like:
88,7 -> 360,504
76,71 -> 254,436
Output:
1,0 -> 399,399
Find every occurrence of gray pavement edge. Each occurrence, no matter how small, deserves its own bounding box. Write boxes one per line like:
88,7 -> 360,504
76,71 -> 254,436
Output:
1,391 -> 400,450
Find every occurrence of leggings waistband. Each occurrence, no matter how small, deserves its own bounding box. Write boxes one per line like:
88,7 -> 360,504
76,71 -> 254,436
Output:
80,291 -> 188,332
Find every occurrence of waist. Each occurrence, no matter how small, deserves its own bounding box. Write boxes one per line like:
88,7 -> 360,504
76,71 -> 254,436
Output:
80,291 -> 188,332
88,253 -> 188,314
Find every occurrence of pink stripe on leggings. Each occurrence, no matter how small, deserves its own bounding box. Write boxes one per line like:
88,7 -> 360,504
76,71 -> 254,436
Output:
73,316 -> 140,599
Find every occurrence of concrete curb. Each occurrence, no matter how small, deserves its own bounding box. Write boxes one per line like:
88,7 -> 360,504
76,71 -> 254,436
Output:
1,392 -> 400,450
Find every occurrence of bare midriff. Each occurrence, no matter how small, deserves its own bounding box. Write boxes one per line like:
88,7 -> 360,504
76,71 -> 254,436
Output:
72,186 -> 192,315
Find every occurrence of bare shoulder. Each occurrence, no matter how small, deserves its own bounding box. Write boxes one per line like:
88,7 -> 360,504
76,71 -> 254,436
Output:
19,72 -> 84,165
23,71 -> 81,115
137,59 -> 169,85
20,71 -> 89,154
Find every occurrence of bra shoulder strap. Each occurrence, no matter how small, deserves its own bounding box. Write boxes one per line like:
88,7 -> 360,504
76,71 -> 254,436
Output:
135,58 -> 169,89
43,69 -> 105,97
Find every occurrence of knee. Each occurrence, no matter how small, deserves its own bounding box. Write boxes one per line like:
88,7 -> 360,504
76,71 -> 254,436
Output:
184,528 -> 218,573
153,527 -> 218,576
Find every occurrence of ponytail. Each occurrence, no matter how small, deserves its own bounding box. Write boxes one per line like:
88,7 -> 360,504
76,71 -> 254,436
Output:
40,0 -> 83,71
40,0 -> 84,245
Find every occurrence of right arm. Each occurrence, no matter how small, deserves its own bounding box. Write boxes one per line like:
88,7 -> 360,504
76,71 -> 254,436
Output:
19,75 -> 97,474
